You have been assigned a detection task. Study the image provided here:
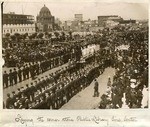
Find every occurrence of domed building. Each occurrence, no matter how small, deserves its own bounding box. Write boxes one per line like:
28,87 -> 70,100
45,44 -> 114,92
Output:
36,5 -> 55,32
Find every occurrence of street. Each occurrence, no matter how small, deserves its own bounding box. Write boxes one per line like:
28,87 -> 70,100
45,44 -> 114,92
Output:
3,63 -> 68,104
61,67 -> 149,109
61,67 -> 115,109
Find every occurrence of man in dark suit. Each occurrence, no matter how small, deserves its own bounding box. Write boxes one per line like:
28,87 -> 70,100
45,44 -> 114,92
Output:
19,93 -> 26,107
17,88 -> 22,99
9,69 -> 13,86
3,71 -> 9,88
13,68 -> 17,85
45,92 -> 52,109
35,62 -> 40,75
37,78 -> 42,92
18,67 -> 22,82
12,91 -> 17,105
22,66 -> 26,80
30,63 -> 35,80
24,84 -> 30,100
93,78 -> 99,97
30,82 -> 36,101
25,64 -> 30,79
6,93 -> 13,109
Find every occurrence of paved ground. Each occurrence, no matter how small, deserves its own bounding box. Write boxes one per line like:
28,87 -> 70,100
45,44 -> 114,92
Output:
60,67 -> 115,109
60,67 -> 149,109
3,63 -> 68,104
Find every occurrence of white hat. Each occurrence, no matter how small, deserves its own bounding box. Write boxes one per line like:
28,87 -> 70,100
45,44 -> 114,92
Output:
130,82 -> 136,88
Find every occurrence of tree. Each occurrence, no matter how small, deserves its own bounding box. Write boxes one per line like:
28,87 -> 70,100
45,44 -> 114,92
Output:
29,35 -> 33,40
38,33 -> 44,39
44,32 -> 48,37
5,33 -> 10,38
10,35 -> 16,41
14,33 -> 21,41
48,33 -> 52,39
54,32 -> 60,39
32,33 -> 37,39
54,32 -> 60,42
61,31 -> 66,41
24,33 -> 28,39
68,31 -> 72,40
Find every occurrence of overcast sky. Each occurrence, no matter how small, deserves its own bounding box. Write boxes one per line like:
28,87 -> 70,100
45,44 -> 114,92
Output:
3,1 -> 148,21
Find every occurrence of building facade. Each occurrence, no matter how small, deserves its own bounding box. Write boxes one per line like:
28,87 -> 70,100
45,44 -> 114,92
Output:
74,14 -> 83,22
2,12 -> 35,36
119,19 -> 136,25
36,5 -> 55,32
2,12 -> 34,25
98,15 -> 123,27
3,24 -> 36,35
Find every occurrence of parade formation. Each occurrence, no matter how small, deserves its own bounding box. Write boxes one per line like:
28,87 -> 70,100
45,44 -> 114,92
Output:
2,4 -> 148,110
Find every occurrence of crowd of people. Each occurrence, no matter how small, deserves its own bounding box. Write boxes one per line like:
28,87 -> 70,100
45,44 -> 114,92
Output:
3,42 -> 83,88
3,35 -> 88,67
3,23 -> 148,109
5,53 -> 102,109
98,24 -> 148,109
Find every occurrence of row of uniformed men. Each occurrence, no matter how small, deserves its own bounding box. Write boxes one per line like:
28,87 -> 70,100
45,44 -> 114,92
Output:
3,52 -> 75,88
5,57 -> 101,109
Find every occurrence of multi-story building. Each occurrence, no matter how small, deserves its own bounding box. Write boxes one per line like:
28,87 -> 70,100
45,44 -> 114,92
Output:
74,14 -> 83,22
61,20 -> 72,31
98,15 -> 123,27
36,5 -> 55,32
2,12 -> 34,25
119,19 -> 136,25
3,24 -> 36,35
2,12 -> 35,36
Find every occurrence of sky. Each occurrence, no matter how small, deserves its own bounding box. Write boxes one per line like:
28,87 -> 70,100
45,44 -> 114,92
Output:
3,1 -> 149,21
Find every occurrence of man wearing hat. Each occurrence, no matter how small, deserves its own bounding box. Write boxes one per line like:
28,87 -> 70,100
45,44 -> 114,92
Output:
3,71 -> 9,88
33,99 -> 40,109
17,88 -> 22,99
14,97 -> 20,109
25,64 -> 30,79
12,91 -> 17,105
30,82 -> 36,101
45,92 -> 51,109
9,69 -> 13,86
22,66 -> 26,80
24,96 -> 30,109
6,93 -> 13,109
35,61 -> 40,75
51,90 -> 56,109
12,68 -> 18,85
37,79 -> 42,92
30,63 -> 35,80
18,67 -> 22,83
20,93 -> 26,107
21,86 -> 25,95
136,89 -> 143,108
41,77 -> 46,90
24,84 -> 30,100
93,78 -> 99,97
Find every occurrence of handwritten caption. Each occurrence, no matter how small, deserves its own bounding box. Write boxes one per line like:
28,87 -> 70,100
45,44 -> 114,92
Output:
15,114 -> 137,126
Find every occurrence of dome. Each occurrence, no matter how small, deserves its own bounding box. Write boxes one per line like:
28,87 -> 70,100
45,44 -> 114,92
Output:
39,5 -> 51,17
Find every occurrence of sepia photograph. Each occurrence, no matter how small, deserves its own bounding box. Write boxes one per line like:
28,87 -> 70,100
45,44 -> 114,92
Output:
2,1 -> 149,110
